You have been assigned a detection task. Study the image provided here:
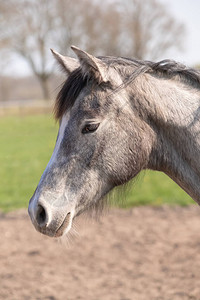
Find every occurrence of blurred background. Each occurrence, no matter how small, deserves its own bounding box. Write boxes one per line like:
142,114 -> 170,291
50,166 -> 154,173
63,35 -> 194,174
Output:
0,0 -> 200,211
2,1 -> 200,300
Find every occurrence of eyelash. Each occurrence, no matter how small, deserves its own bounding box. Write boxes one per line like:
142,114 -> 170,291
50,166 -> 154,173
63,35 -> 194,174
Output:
82,123 -> 100,134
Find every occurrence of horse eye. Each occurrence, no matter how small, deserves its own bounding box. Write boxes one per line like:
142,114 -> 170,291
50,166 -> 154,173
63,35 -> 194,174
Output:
82,123 -> 100,134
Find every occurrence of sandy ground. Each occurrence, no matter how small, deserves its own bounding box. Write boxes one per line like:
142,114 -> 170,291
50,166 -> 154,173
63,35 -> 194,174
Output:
1,206 -> 200,300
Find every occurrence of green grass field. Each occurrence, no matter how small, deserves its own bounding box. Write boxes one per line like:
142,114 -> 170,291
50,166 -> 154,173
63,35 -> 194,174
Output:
0,114 -> 193,212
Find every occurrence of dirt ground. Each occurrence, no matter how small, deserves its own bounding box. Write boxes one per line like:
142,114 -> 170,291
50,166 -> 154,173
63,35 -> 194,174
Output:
1,206 -> 200,300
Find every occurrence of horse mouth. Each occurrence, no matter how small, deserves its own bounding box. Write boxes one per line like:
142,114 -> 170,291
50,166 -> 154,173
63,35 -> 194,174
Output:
54,212 -> 72,237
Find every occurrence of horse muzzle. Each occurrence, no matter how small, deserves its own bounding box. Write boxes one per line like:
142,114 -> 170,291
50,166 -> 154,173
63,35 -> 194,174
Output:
28,196 -> 74,237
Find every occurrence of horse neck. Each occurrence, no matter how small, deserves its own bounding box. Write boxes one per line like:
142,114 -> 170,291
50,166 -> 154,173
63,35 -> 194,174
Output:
137,75 -> 200,203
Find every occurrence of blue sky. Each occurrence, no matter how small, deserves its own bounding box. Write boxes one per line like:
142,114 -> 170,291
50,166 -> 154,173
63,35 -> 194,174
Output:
5,0 -> 200,76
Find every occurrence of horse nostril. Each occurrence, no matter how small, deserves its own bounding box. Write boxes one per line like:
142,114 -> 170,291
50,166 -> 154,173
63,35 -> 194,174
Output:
36,204 -> 46,227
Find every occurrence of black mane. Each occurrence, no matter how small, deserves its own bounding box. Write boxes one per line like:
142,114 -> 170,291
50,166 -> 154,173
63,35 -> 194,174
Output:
54,67 -> 87,120
54,56 -> 200,120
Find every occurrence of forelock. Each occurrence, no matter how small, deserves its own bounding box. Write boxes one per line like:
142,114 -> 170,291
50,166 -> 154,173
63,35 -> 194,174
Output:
54,68 -> 88,120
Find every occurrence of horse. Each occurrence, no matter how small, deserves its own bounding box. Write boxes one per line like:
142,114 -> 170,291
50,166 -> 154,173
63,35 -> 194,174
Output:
28,46 -> 200,237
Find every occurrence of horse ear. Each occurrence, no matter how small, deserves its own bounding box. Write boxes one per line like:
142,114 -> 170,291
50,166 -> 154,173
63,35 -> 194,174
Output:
71,46 -> 109,83
51,49 -> 79,75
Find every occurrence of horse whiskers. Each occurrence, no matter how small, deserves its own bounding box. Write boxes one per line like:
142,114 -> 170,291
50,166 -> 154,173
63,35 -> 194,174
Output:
70,223 -> 80,238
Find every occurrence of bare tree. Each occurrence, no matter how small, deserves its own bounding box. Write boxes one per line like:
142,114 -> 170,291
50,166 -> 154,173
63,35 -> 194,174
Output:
0,0 -> 116,99
0,0 -> 185,100
0,0 -> 61,100
120,0 -> 185,60
53,0 -> 122,56
50,0 -> 185,60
